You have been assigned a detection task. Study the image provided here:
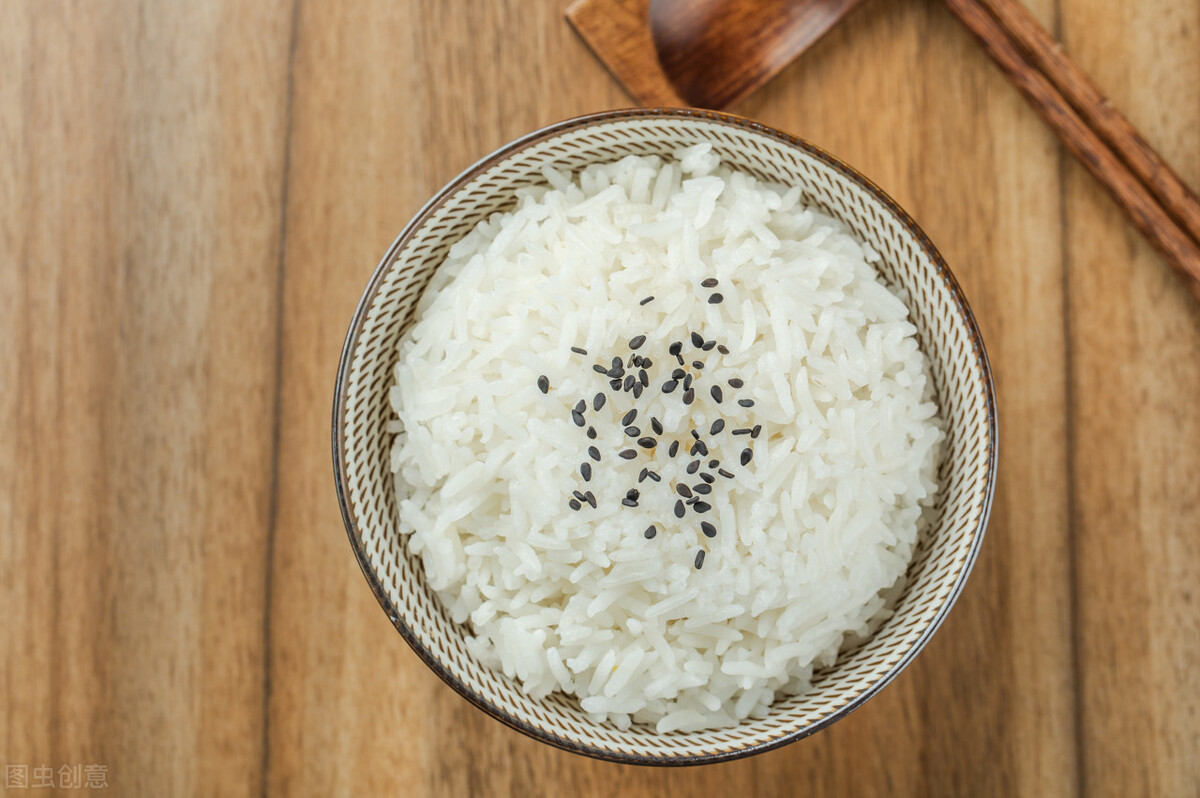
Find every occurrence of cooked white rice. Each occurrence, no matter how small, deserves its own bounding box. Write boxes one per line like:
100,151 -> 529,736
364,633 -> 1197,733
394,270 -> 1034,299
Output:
387,145 -> 943,733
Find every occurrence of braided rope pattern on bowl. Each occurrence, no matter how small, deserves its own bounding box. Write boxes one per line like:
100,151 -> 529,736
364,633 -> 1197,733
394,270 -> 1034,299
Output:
334,110 -> 995,764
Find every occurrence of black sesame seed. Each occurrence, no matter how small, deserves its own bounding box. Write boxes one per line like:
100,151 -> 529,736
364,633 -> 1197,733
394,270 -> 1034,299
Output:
718,468 -> 735,479
669,341 -> 682,356
646,470 -> 662,482
642,357 -> 653,368
637,437 -> 656,449
571,346 -> 588,355
593,364 -> 609,375
640,296 -> 655,306
585,491 -> 597,508
699,472 -> 715,484
683,388 -> 695,405
711,385 -> 723,403
710,419 -> 725,434
587,426 -> 597,439
691,332 -> 704,347
740,448 -> 753,465
644,524 -> 657,539
623,374 -> 636,391
630,354 -> 642,368
580,463 -> 592,481
612,356 -> 622,370
676,354 -> 685,366
694,550 -> 705,569
571,411 -> 585,427
702,339 -> 716,351
569,499 -> 581,511
692,440 -> 709,456
608,367 -> 623,379
717,344 -> 730,354
537,375 -> 549,394
626,488 -> 639,500
738,398 -> 755,408
621,409 -> 637,426
752,425 -> 762,439
693,483 -> 712,495
639,369 -> 649,387
729,377 -> 744,388
674,500 -> 685,518
687,459 -> 701,474
609,378 -> 622,391
694,501 -> 712,513
692,361 -> 704,370
686,497 -> 698,506
627,354 -> 637,368
588,446 -> 601,461
573,490 -> 586,501
624,426 -> 640,437
690,429 -> 700,440
677,484 -> 693,498
672,368 -> 686,380
574,399 -> 586,414
733,428 -> 752,435
701,521 -> 717,538
638,467 -> 649,483
701,278 -> 719,288
629,334 -> 647,350
708,293 -> 724,304
683,373 -> 693,390
662,380 -> 678,394
592,393 -> 605,412
622,498 -> 638,507
632,383 -> 644,399
619,449 -> 638,460
668,440 -> 680,457
709,459 -> 719,468
651,417 -> 663,435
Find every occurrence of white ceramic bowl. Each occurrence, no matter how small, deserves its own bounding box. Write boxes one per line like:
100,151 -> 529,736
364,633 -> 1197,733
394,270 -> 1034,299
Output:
333,108 -> 996,764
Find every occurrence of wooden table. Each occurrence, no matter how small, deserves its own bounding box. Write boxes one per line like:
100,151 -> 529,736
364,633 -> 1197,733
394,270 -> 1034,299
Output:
3,0 -> 1198,795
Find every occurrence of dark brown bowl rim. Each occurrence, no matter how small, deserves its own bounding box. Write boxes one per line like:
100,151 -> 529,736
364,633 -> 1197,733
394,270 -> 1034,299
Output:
332,107 -> 998,767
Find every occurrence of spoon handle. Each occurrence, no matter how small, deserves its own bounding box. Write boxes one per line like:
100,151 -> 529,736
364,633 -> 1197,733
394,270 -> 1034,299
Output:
944,0 -> 1200,299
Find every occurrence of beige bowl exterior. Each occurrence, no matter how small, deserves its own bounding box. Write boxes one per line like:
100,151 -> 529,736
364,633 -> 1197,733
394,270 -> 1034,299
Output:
333,108 -> 997,765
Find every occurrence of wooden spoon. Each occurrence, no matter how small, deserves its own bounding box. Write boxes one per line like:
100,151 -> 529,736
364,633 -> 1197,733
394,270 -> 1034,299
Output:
648,0 -> 866,109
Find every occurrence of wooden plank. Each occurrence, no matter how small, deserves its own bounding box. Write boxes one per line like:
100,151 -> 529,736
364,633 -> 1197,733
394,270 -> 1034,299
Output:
0,1 -> 294,794
270,1 -> 1078,796
265,1 -> 629,794
744,1 -> 1078,795
1060,1 -> 1200,795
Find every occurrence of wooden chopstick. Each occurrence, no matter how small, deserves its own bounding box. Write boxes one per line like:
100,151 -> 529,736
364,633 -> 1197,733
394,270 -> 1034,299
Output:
944,0 -> 1200,301
976,0 -> 1200,250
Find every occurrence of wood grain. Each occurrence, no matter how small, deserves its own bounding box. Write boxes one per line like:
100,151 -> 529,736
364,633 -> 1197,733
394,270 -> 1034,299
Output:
976,0 -> 1200,251
743,2 -> 1077,794
1060,1 -> 1200,795
649,0 -> 867,109
944,0 -> 1200,299
0,1 -> 293,795
2,0 -> 1198,795
567,0 -> 686,107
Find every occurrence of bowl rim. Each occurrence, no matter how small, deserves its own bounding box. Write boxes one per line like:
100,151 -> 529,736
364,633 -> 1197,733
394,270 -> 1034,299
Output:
332,107 -> 998,766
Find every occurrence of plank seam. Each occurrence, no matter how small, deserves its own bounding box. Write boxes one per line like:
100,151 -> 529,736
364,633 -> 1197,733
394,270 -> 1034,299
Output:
261,1 -> 301,795
1054,1 -> 1086,794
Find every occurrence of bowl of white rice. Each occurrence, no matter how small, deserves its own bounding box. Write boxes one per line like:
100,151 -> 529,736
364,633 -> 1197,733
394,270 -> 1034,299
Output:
333,108 -> 996,764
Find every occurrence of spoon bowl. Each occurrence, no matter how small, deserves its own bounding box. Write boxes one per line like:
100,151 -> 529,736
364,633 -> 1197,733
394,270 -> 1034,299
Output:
648,0 -> 866,109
